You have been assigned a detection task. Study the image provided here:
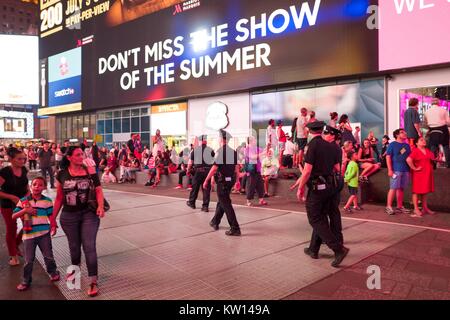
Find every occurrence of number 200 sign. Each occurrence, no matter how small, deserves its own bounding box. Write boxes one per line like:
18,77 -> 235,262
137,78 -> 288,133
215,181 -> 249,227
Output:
40,1 -> 63,37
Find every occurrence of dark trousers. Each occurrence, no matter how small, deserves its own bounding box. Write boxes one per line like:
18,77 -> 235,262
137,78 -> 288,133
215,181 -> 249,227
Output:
22,232 -> 58,285
60,209 -> 100,277
305,188 -> 344,254
178,170 -> 192,186
29,160 -> 37,170
211,183 -> 240,231
41,167 -> 55,187
246,173 -> 265,200
428,125 -> 450,168
308,191 -> 344,254
188,170 -> 211,208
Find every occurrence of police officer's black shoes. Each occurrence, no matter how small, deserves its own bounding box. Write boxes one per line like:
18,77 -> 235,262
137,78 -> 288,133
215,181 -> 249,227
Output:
186,201 -> 196,209
225,229 -> 241,236
209,221 -> 219,231
331,247 -> 350,268
304,247 -> 319,259
201,207 -> 209,213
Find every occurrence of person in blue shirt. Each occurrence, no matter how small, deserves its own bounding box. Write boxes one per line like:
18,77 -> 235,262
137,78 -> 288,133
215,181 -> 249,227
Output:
385,129 -> 411,215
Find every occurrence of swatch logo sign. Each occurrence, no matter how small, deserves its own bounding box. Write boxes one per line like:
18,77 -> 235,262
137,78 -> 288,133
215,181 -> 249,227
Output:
54,88 -> 75,97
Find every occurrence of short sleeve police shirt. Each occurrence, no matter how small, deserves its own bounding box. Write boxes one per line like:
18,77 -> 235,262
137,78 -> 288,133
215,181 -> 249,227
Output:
214,145 -> 238,177
190,145 -> 215,168
304,136 -> 339,176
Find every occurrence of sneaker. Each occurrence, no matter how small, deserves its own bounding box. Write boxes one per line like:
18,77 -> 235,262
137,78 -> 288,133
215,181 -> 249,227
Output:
225,229 -> 241,236
175,184 -> 183,189
353,206 -> 363,211
246,201 -> 253,207
87,282 -> 99,298
396,207 -> 411,214
263,193 -> 270,198
50,273 -> 60,282
187,185 -> 192,190
385,207 -> 395,215
144,181 -> 153,186
16,283 -> 30,291
343,207 -> 352,213
259,199 -> 268,206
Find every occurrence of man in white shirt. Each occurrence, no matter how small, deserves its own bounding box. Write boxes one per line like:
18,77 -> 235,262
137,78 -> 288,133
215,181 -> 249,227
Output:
282,135 -> 296,168
424,98 -> 450,168
266,119 -> 278,154
295,107 -> 309,165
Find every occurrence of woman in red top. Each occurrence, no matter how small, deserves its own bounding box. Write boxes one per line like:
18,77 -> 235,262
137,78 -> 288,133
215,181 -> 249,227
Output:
406,137 -> 435,217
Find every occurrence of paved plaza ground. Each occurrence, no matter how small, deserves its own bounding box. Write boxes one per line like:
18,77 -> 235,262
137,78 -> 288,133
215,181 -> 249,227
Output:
1,184 -> 450,300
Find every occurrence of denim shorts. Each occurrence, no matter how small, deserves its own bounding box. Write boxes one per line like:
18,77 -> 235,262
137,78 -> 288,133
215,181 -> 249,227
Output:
390,171 -> 410,190
348,186 -> 358,195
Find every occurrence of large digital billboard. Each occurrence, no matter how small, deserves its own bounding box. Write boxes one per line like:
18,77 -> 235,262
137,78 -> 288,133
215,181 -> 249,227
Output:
0,111 -> 34,139
40,0 -> 378,112
0,35 -> 39,105
379,1 -> 450,71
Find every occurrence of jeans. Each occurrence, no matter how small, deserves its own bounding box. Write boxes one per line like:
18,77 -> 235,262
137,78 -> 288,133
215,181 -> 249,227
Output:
60,208 -> 100,277
41,167 -> 55,187
245,173 -> 265,200
22,232 -> 58,285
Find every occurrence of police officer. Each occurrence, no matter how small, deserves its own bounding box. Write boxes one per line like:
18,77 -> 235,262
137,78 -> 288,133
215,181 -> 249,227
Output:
203,130 -> 241,236
296,121 -> 349,267
186,135 -> 215,212
321,125 -> 344,248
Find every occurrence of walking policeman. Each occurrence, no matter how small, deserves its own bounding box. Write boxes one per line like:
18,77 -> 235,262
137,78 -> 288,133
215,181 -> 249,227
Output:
203,130 -> 241,236
296,121 -> 349,267
186,135 -> 215,212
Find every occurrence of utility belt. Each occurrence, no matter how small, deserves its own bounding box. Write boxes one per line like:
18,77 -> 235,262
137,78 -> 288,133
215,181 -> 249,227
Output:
215,172 -> 235,185
307,174 -> 339,191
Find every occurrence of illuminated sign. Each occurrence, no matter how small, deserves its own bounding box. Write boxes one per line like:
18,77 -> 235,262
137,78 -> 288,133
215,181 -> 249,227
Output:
151,102 -> 187,114
205,102 -> 229,131
0,111 -> 34,139
40,0 -> 378,113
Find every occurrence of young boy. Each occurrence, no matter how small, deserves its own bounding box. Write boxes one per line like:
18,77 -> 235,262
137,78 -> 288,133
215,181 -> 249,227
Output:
12,177 -> 60,291
343,151 -> 363,213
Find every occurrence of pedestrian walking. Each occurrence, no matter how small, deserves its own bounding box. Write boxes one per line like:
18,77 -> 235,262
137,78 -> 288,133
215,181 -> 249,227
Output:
295,121 -> 349,268
12,177 -> 60,291
186,135 -> 215,212
204,130 -> 241,236
50,146 -> 106,297
38,141 -> 55,188
0,147 -> 29,266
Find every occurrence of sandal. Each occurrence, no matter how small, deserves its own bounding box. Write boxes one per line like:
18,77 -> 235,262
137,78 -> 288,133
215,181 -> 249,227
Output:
9,257 -> 20,266
87,282 -> 99,297
16,283 -> 29,291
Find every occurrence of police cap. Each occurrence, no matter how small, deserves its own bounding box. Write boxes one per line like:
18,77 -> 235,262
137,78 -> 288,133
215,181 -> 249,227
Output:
219,129 -> 232,141
323,125 -> 341,136
306,121 -> 325,132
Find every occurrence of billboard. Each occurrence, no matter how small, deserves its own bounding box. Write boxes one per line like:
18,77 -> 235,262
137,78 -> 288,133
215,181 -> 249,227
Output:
40,0 -> 378,112
379,1 -> 450,71
0,35 -> 39,105
0,111 -> 34,139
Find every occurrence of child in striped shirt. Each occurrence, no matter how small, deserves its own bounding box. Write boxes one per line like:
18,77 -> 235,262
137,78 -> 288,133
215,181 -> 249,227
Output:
13,176 -> 60,291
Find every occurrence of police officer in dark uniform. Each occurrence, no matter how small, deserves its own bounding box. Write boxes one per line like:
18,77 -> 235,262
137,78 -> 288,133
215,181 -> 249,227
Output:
203,130 -> 241,236
186,135 -> 215,212
319,125 -> 345,248
296,121 -> 349,267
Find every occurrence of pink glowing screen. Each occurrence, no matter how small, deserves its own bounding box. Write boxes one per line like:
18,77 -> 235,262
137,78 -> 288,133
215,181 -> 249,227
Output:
379,1 -> 450,71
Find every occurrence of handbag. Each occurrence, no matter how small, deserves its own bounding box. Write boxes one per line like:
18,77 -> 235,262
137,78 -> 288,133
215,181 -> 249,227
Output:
84,167 -> 110,213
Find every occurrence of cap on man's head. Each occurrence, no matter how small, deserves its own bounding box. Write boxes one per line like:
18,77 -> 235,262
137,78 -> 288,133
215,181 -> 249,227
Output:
276,120 -> 283,125
219,129 -> 232,141
198,134 -> 207,142
306,121 -> 325,132
323,125 -> 340,136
